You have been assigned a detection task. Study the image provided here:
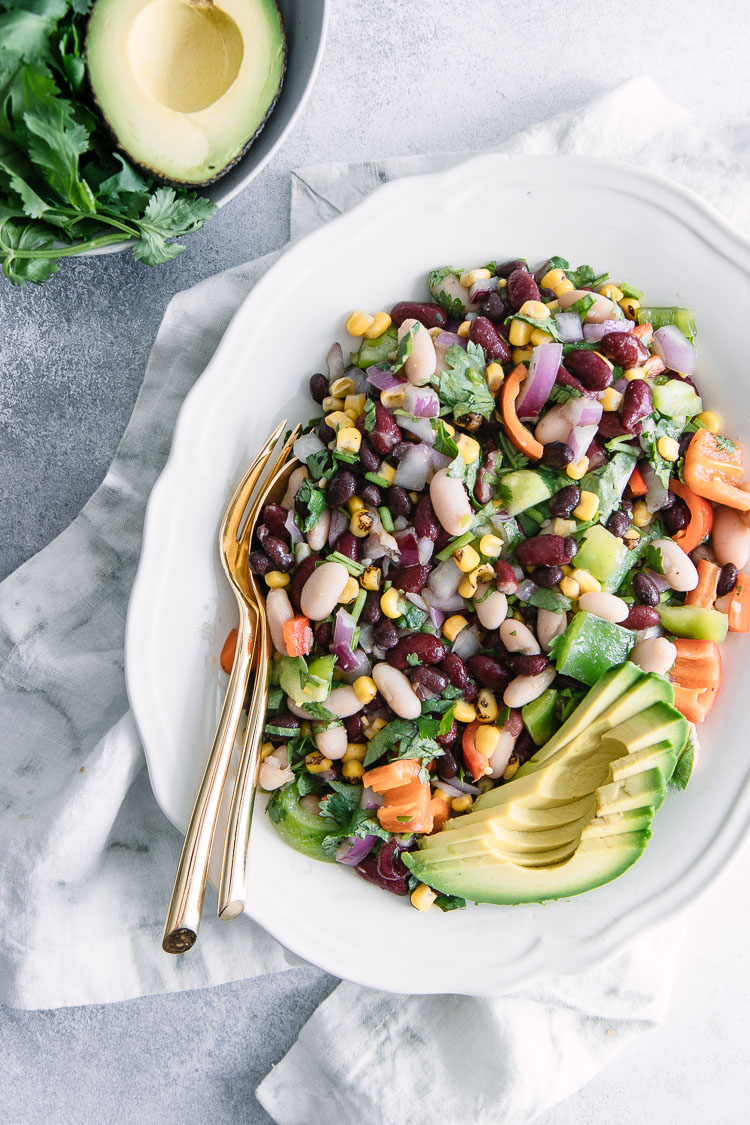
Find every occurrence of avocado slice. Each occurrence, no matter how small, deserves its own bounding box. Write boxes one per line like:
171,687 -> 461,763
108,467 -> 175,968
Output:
87,0 -> 286,185
596,767 -> 667,817
440,794 -> 596,833
580,808 -> 653,838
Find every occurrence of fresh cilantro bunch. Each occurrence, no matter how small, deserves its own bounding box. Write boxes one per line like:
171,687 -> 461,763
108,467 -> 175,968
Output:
0,0 -> 217,285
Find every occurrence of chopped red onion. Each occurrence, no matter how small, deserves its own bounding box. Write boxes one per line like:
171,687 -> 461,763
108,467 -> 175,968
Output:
563,396 -> 603,428
645,568 -> 670,593
417,536 -> 434,565
516,579 -> 537,602
582,320 -> 632,343
469,276 -> 499,303
426,603 -> 445,631
613,377 -> 627,393
336,835 -> 377,866
427,446 -> 452,471
404,383 -> 440,418
393,443 -> 433,490
428,557 -> 462,600
640,462 -> 670,513
392,515 -> 409,532
357,624 -> 374,653
327,508 -> 348,546
434,330 -> 466,374
359,786 -> 384,811
293,432 -> 325,464
367,366 -> 406,392
555,312 -> 584,343
442,775 -> 480,796
433,779 -> 464,799
326,342 -> 345,381
284,509 -> 303,545
652,325 -> 697,376
331,608 -> 358,671
423,588 -> 466,612
341,649 -> 373,683
398,414 -> 436,445
394,528 -> 421,566
568,423 -> 599,461
516,342 -> 563,420
451,624 -> 481,660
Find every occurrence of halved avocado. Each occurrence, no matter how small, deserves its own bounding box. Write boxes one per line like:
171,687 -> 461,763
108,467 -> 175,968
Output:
87,0 -> 286,185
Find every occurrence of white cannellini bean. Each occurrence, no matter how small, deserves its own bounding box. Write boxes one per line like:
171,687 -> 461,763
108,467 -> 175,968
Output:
475,587 -> 508,630
266,588 -> 295,655
537,607 -> 568,652
314,724 -> 348,760
398,318 -> 437,386
488,729 -> 517,779
712,506 -> 750,569
326,685 -> 365,717
534,404 -> 572,446
286,697 -> 312,719
372,663 -> 421,719
557,288 -> 617,323
499,617 -> 540,655
431,273 -> 475,316
300,561 -> 350,620
629,637 -> 677,677
503,666 -> 557,708
281,465 -> 309,510
258,748 -> 294,791
577,591 -> 629,623
306,506 -> 331,552
651,538 -> 699,592
429,468 -> 473,536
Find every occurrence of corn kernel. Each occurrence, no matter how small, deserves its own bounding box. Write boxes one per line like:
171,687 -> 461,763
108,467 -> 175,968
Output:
560,576 -> 580,599
503,755 -> 519,781
512,347 -> 534,365
260,741 -> 275,761
458,572 -> 479,598
330,376 -> 355,398
443,614 -> 469,643
339,576 -> 359,603
428,326 -> 443,340
623,526 -> 641,542
459,267 -> 491,288
554,279 -> 575,296
545,300 -> 561,314
265,570 -> 290,589
350,509 -> 375,538
378,462 -> 396,485
475,563 -> 495,583
305,752 -> 332,774
300,722 -> 312,738
381,385 -> 407,409
353,676 -> 377,705
453,543 -> 480,572
345,393 -> 366,417
573,490 -> 600,522
451,794 -> 473,812
619,296 -> 640,320
325,410 -> 353,430
485,362 -> 504,394
380,587 -> 402,619
456,434 -> 481,464
553,518 -> 577,537
409,491 -> 420,503
361,566 -> 381,592
336,426 -> 361,455
475,724 -> 501,756
363,311 -> 392,339
476,689 -> 499,724
632,500 -> 652,528
657,436 -> 680,462
599,283 -> 624,302
530,328 -> 554,346
345,410 -> 360,424
518,300 -> 550,320
541,268 -> 566,290
346,310 -> 374,336
322,395 -> 344,413
479,533 -> 503,558
571,568 -> 601,594
509,319 -> 533,347
600,387 -> 623,412
348,496 -> 365,514
410,883 -> 438,911
457,320 -> 471,338
623,368 -> 644,382
342,760 -> 365,780
695,411 -> 720,434
561,564 -> 575,577
566,456 -> 589,480
343,741 -> 367,762
453,701 -> 477,723
431,787 -> 451,803
363,717 -> 387,739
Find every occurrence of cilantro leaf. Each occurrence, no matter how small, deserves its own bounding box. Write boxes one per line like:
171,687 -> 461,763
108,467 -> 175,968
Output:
433,418 -> 460,458
528,588 -> 571,613
644,544 -> 665,574
437,342 -> 494,420
428,266 -> 465,317
363,719 -> 416,768
567,293 -> 595,323
0,218 -> 59,284
131,187 -> 216,265
395,320 -> 419,370
545,256 -> 569,271
434,892 -> 467,912
364,398 -> 376,433
294,477 -> 328,533
318,779 -> 362,826
505,313 -> 561,342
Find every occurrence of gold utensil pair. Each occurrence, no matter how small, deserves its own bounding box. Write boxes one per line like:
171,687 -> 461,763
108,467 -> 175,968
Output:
162,421 -> 300,954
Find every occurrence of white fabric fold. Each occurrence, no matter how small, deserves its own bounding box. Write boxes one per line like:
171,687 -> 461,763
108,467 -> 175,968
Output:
0,74 -> 744,1121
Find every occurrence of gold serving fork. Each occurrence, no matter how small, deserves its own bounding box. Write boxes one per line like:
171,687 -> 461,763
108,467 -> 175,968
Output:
162,419 -> 289,954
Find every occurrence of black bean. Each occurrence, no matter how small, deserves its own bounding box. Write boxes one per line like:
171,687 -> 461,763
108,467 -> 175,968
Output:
388,486 -> 413,518
309,372 -> 329,404
248,550 -> 273,575
437,748 -> 459,779
633,571 -> 659,606
663,498 -> 690,535
606,510 -> 631,538
361,483 -> 382,507
534,565 -> 563,587
549,485 -> 580,519
262,535 -> 294,572
266,713 -> 300,745
358,439 -> 381,473
541,441 -> 574,469
360,590 -> 382,625
327,470 -> 357,508
717,563 -> 739,597
373,618 -> 399,650
479,291 -> 506,324
318,421 -> 335,445
314,621 -> 332,647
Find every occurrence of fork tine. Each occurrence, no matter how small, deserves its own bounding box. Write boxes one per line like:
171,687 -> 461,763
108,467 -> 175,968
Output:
220,418 -> 288,542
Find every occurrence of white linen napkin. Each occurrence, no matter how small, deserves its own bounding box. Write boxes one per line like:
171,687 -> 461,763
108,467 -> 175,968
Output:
0,76 -> 742,1121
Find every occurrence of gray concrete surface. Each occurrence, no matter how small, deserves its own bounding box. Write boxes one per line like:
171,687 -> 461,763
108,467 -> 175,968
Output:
2,1 -> 750,1122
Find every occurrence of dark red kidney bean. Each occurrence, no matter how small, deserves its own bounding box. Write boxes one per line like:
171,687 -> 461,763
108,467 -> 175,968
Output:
388,486 -> 413,518
469,316 -> 511,363
467,654 -> 511,692
622,605 -> 660,630
717,563 -> 739,597
344,714 -> 363,741
504,709 -> 524,738
437,722 -> 459,751
327,469 -> 357,508
599,332 -> 640,368
496,259 -> 528,279
514,729 -> 537,766
494,560 -> 519,594
262,535 -> 294,572
606,509 -> 632,538
266,712 -> 300,745
534,259 -> 555,283
620,498 -> 633,513
516,535 -> 575,567
388,563 -> 431,593
539,286 -> 556,302
633,571 -> 659,606
598,412 -> 630,440
534,565 -> 563,588
585,436 -> 608,470
506,267 -> 540,311
440,652 -> 478,701
371,403 -> 402,455
507,653 -> 549,676
248,550 -> 273,575
410,665 -> 449,696
373,618 -> 399,650
356,855 -> 409,896
358,439 -> 381,473
475,450 -> 500,504
289,555 -> 320,611
563,351 -> 613,391
387,634 -> 447,670
437,746 -> 459,777
622,379 -> 653,435
309,372 -> 329,404
556,365 -> 594,397
334,532 -> 360,561
541,441 -> 574,469
360,590 -> 382,625
263,503 -> 291,541
314,621 -> 332,647
414,495 -> 440,541
318,421 -> 336,445
663,497 -> 690,535
549,485 -> 580,519
480,291 -> 506,324
256,523 -> 271,547
360,483 -> 382,507
377,838 -> 410,881
434,526 -> 452,552
390,301 -> 447,330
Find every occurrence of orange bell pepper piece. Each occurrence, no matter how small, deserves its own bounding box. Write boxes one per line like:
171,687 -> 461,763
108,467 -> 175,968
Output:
363,758 -> 434,834
429,794 -> 451,833
282,615 -> 313,657
461,720 -> 491,781
220,628 -> 238,674
683,429 -> 750,511
500,364 -> 544,461
633,322 -> 653,343
670,638 -> 722,724
716,572 -> 750,633
626,464 -> 648,498
669,479 -> 714,554
685,558 -> 721,609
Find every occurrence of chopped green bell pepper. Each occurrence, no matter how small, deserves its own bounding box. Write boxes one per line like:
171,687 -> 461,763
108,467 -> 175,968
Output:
637,306 -> 697,340
522,688 -> 559,746
657,604 -> 729,643
553,612 -> 636,686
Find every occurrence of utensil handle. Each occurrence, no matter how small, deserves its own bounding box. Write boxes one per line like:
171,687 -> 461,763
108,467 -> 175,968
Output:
217,612 -> 271,920
162,605 -> 254,953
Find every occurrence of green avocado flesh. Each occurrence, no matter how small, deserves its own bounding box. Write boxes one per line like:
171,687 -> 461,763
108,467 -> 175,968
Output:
87,0 -> 286,185
404,663 -> 687,904
267,784 -> 336,863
